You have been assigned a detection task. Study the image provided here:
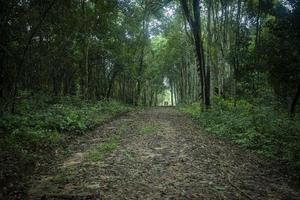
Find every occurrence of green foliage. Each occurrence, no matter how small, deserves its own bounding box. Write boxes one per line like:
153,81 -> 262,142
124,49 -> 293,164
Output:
85,135 -> 119,162
0,97 -> 131,157
180,97 -> 300,170
0,96 -> 132,199
179,102 -> 202,117
260,4 -> 300,102
140,123 -> 161,134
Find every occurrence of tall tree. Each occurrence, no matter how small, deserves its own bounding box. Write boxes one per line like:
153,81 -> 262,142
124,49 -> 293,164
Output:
180,0 -> 210,108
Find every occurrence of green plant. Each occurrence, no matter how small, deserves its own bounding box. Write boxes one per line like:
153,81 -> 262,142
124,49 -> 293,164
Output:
140,123 -> 161,135
180,98 -> 300,170
85,135 -> 119,162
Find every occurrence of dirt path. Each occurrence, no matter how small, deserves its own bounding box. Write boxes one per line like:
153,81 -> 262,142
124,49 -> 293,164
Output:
29,107 -> 300,200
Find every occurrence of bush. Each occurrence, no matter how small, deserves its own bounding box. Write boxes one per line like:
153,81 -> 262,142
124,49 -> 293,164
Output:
0,96 -> 133,198
0,98 -> 132,156
179,97 -> 300,170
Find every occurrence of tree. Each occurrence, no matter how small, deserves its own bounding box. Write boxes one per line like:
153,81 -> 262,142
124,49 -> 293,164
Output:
180,0 -> 210,108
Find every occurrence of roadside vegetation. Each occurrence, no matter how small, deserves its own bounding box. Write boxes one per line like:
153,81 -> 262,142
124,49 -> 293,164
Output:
0,94 -> 131,198
180,97 -> 300,171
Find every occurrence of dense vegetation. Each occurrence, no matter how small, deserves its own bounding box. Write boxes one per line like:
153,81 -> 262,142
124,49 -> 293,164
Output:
1,96 -> 131,153
0,95 -> 131,198
1,0 -> 299,109
0,0 -> 299,198
180,98 -> 300,170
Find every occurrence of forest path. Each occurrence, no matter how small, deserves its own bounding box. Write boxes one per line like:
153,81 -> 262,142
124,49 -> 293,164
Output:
29,107 -> 300,200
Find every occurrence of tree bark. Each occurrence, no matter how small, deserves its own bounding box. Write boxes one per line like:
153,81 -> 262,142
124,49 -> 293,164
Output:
290,83 -> 300,118
106,69 -> 119,100
233,0 -> 242,106
84,40 -> 90,99
135,2 -> 150,105
170,80 -> 174,106
180,0 -> 210,108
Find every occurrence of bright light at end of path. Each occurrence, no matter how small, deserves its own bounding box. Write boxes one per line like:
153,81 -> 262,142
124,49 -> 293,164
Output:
163,7 -> 175,17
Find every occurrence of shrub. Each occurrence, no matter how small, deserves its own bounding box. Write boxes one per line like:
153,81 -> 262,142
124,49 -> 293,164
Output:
0,98 -> 132,159
179,98 -> 300,170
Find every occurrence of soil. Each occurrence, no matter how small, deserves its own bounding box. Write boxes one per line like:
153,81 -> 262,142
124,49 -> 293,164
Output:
28,107 -> 300,200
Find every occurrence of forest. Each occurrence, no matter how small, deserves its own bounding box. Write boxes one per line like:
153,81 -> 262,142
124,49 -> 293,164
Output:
1,0 -> 300,199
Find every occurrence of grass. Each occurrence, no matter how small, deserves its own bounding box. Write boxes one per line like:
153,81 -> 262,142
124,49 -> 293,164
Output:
0,95 -> 133,198
179,97 -> 300,170
0,97 -> 132,157
140,123 -> 161,135
85,135 -> 120,162
52,173 -> 73,185
124,150 -> 135,161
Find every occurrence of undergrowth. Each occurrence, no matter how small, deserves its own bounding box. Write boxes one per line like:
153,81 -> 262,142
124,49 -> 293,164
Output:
85,135 -> 120,162
140,123 -> 161,135
1,97 -> 131,151
179,97 -> 300,171
0,95 -> 132,198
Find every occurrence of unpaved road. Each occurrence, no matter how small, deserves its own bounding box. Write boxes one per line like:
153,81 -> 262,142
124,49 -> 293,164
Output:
29,108 -> 300,199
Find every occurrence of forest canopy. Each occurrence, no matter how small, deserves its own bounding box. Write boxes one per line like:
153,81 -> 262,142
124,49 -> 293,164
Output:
1,0 -> 299,113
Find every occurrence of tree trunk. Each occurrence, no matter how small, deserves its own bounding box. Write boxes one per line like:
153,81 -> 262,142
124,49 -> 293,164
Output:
233,0 -> 242,106
180,0 -> 210,109
106,69 -> 119,99
171,80 -> 174,106
290,83 -> 300,118
84,40 -> 90,99
207,0 -> 212,106
135,4 -> 149,105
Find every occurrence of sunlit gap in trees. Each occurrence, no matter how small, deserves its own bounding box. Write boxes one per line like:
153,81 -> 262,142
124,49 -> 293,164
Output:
157,77 -> 175,106
281,0 -> 293,11
147,4 -> 176,106
149,4 -> 176,39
